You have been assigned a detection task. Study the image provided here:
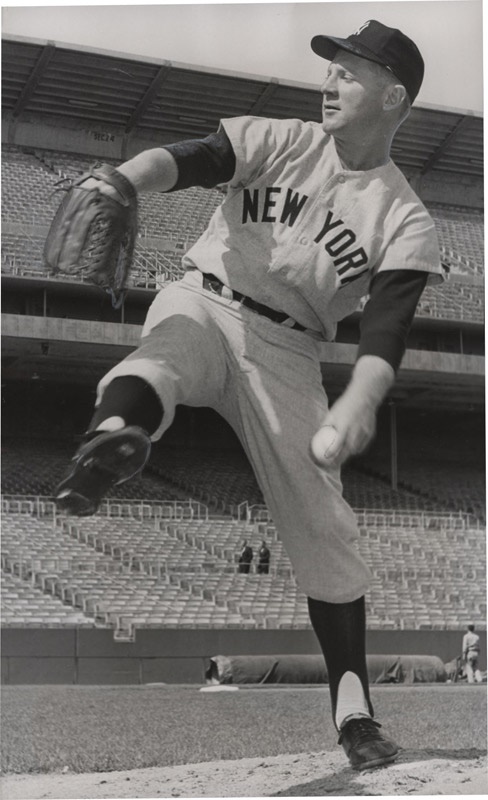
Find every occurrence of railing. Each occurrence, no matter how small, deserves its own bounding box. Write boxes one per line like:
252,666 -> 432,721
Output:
131,244 -> 185,288
440,245 -> 481,277
354,508 -> 483,530
3,495 -> 483,531
1,494 -> 210,522
235,502 -> 272,522
1,495 -> 56,517
2,243 -> 185,291
235,502 -> 484,530
1,259 -> 47,279
98,498 -> 210,522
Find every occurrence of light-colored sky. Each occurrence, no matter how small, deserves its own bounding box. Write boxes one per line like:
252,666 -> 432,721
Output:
1,0 -> 484,112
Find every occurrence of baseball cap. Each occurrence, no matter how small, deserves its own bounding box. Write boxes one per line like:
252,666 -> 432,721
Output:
311,20 -> 424,103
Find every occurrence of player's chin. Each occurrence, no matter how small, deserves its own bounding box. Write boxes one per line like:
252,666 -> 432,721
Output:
320,116 -> 340,135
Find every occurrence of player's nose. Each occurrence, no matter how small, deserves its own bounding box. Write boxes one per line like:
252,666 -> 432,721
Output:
321,73 -> 338,96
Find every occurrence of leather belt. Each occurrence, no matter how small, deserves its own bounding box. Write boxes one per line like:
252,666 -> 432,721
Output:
200,272 -> 307,332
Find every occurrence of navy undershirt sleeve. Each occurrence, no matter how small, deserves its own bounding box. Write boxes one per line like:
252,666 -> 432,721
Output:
162,129 -> 236,191
357,269 -> 429,372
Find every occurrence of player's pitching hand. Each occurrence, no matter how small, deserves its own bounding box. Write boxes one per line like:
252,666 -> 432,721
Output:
310,398 -> 377,467
311,355 -> 393,466
310,424 -> 341,465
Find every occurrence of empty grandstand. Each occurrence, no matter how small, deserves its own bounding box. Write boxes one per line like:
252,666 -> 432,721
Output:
1,36 -> 484,681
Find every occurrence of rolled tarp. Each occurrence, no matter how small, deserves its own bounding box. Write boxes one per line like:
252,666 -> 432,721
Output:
206,654 -> 447,685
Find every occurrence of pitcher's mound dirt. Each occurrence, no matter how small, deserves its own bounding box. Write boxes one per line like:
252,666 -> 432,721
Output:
3,748 -> 486,798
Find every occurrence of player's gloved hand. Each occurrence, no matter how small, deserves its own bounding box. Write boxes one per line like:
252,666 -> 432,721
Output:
43,163 -> 138,310
79,176 -> 128,204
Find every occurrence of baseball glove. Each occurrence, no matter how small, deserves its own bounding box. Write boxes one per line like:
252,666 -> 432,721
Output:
44,163 -> 138,308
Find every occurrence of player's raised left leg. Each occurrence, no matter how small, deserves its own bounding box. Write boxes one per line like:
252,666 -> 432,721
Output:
55,376 -> 159,515
55,274 -> 233,516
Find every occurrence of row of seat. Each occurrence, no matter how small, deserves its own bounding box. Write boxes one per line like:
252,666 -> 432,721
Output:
3,435 -> 483,526
418,283 -> 484,324
1,231 -> 184,290
430,204 -> 484,275
364,458 -> 485,523
2,145 -> 485,280
1,146 -> 223,248
1,499 -> 485,635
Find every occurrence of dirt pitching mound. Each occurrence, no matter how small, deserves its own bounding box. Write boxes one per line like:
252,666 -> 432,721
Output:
3,748 -> 486,798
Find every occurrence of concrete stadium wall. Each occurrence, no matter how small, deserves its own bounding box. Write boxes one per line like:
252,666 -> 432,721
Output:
2,628 -> 485,685
3,314 -> 485,384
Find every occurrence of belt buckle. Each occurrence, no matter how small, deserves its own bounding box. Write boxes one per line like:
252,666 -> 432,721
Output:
207,277 -> 221,296
205,275 -> 234,302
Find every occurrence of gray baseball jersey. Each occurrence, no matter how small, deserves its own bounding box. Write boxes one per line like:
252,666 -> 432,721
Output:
181,116 -> 444,339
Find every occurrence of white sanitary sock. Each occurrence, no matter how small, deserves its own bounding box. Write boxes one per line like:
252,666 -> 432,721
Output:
95,416 -> 125,432
335,671 -> 371,729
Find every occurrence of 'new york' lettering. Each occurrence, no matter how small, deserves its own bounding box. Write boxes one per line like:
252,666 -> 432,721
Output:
314,210 -> 368,286
242,187 -> 308,226
241,188 -> 369,287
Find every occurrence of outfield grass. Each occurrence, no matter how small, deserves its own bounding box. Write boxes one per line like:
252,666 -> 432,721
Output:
1,684 -> 486,775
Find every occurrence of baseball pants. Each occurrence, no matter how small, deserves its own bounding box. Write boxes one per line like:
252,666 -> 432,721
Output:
96,270 -> 372,603
466,653 -> 482,683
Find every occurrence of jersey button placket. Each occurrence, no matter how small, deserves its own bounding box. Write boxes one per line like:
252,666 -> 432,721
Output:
267,173 -> 342,272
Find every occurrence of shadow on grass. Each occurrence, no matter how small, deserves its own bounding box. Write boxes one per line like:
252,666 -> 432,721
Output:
271,749 -> 487,797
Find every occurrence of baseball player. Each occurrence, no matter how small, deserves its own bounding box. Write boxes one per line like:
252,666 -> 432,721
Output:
462,624 -> 483,683
55,20 -> 445,769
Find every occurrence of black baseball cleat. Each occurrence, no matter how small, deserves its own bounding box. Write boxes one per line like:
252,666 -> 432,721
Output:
338,716 -> 400,770
55,426 -> 152,516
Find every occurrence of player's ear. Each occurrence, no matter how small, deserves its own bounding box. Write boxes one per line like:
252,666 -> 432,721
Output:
383,84 -> 407,112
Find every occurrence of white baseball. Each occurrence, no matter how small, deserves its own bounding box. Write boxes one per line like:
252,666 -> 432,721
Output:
311,425 -> 338,464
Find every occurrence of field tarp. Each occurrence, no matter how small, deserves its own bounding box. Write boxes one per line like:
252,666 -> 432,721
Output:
206,654 -> 447,684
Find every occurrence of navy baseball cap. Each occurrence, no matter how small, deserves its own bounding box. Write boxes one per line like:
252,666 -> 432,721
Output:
311,20 -> 424,103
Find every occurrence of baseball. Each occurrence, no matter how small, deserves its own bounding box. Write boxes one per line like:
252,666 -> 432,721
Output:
311,425 -> 338,464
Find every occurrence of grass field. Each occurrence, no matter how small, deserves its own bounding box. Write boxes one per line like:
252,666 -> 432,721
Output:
2,684 -> 486,775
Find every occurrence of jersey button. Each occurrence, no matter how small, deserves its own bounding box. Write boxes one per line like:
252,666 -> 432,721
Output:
338,175 -> 346,183
300,237 -> 308,245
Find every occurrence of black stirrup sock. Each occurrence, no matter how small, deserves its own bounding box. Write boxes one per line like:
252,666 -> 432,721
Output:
307,595 -> 374,727
88,376 -> 163,437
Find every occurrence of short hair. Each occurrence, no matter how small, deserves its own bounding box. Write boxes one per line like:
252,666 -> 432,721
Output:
468,624 -> 475,631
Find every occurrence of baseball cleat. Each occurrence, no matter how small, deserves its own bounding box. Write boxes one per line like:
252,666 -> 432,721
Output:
55,426 -> 151,516
338,716 -> 400,770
